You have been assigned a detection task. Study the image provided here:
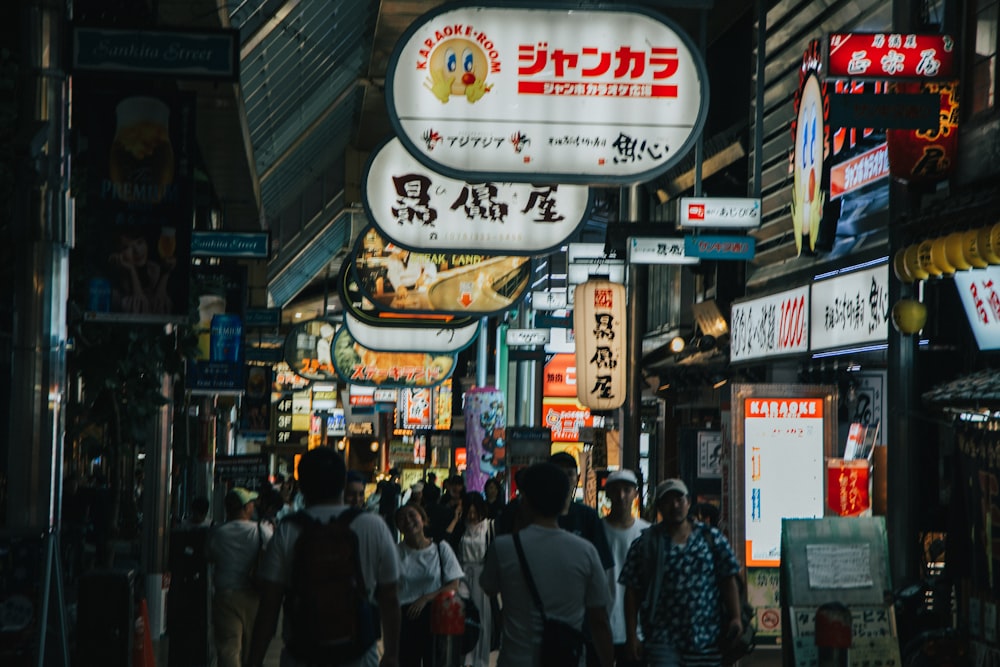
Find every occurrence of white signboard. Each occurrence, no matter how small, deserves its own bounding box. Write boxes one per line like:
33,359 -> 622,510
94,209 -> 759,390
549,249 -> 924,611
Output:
387,5 -> 708,184
678,197 -> 762,229
809,264 -> 889,351
505,328 -> 550,346
364,138 -> 590,253
731,286 -> 810,362
342,309 -> 480,353
532,290 -> 567,311
567,242 -> 626,290
745,397 -> 826,566
627,236 -> 700,265
545,327 -> 576,354
954,265 -> 1000,350
373,389 -> 399,403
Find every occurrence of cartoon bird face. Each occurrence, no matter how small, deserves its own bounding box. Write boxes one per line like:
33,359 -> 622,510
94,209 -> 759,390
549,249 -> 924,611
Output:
427,38 -> 491,101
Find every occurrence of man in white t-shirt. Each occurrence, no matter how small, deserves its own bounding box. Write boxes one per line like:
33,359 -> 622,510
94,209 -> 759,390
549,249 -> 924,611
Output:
208,487 -> 273,667
246,449 -> 401,667
481,462 -> 614,667
601,469 -> 650,667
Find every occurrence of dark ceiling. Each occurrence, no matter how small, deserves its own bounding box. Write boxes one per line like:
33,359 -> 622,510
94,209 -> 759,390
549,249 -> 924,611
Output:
83,0 -> 756,321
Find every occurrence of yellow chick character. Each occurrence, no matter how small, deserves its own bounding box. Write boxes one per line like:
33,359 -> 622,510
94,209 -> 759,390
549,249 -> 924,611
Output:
424,38 -> 492,103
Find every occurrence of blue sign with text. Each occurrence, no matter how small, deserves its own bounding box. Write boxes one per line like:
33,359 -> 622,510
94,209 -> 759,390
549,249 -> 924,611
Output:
684,235 -> 756,260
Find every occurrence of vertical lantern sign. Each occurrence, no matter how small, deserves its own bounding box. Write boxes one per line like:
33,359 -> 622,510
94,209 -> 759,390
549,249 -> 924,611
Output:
573,280 -> 627,410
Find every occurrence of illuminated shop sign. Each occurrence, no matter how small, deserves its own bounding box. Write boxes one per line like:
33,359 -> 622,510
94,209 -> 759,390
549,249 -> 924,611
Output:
809,264 -> 889,351
954,265 -> 1000,351
542,397 -> 594,442
826,33 -> 955,80
364,138 -> 590,254
829,143 -> 889,200
791,40 -> 830,256
731,286 -> 810,362
684,235 -> 756,261
744,397 -> 826,566
332,327 -> 457,388
678,197 -> 761,229
627,236 -> 699,265
573,280 -> 626,410
343,309 -> 479,354
387,4 -> 708,184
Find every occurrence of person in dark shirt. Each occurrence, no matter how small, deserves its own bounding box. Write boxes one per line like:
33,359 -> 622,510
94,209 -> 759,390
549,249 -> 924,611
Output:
496,453 -> 615,571
483,477 -> 506,520
421,472 -> 441,508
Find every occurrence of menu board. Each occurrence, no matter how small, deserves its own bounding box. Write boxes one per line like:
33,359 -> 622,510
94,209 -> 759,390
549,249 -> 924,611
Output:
744,397 -> 826,566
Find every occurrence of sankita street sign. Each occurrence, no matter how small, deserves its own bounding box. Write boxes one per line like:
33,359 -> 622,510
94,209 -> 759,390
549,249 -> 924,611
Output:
678,197 -> 761,229
387,3 -> 708,185
192,231 -> 270,258
71,25 -> 239,80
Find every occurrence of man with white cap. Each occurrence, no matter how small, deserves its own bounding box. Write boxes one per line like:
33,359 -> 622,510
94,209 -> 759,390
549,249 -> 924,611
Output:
208,486 -> 274,667
602,470 -> 650,667
619,478 -> 742,667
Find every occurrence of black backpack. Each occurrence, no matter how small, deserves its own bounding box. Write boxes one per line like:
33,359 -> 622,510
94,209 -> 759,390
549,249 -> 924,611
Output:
282,508 -> 378,665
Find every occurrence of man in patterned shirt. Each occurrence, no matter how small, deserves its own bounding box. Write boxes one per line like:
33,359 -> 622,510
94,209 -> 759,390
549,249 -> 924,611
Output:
619,479 -> 743,667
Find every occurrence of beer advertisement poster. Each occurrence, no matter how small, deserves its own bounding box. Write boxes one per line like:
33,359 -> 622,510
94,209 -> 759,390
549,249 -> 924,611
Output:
74,87 -> 194,324
187,265 -> 247,394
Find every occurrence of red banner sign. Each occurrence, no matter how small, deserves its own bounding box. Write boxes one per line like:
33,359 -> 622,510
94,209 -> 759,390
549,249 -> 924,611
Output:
826,459 -> 871,517
827,33 -> 955,80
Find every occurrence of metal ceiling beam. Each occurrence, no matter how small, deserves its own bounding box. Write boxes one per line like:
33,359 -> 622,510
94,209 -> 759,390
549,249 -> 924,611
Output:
240,0 -> 302,59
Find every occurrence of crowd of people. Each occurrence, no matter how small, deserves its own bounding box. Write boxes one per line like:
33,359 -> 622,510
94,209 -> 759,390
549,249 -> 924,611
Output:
178,451 -> 743,667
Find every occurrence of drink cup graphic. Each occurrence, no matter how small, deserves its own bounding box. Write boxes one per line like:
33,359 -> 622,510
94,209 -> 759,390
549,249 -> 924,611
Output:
210,314 -> 243,363
109,96 -> 175,204
197,294 -> 226,360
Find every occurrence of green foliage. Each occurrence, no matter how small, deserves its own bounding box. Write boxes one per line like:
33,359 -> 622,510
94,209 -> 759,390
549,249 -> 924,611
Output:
68,321 -> 180,444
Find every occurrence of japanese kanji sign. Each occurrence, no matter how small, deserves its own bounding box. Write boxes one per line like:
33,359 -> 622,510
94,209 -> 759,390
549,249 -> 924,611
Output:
573,279 -> 626,410
387,4 -> 708,184
826,32 -> 955,80
365,138 -> 591,253
809,263 -> 889,351
731,286 -> 810,362
331,326 -> 457,389
954,264 -> 1000,350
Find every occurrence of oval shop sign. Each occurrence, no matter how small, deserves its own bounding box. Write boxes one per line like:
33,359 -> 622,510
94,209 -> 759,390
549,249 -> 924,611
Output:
386,3 -> 709,185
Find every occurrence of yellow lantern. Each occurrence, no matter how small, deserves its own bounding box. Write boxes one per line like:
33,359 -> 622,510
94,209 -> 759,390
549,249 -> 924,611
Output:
893,248 -> 913,283
903,244 -> 929,280
964,229 -> 989,268
978,226 -> 1000,264
929,237 -> 955,275
917,240 -> 942,277
891,299 -> 927,335
944,232 -> 971,271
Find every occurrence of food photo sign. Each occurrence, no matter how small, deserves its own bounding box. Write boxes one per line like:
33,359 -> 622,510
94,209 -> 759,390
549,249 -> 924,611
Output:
387,3 -> 708,184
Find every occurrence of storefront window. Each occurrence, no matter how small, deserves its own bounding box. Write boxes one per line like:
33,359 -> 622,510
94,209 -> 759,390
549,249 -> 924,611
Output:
972,0 -> 999,115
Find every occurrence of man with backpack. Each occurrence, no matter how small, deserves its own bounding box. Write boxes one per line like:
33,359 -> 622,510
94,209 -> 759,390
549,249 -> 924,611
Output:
247,448 -> 401,667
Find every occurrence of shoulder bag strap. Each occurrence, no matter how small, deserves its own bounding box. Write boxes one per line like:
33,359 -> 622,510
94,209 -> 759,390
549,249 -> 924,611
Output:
512,532 -> 547,621
436,541 -> 448,588
642,528 -> 665,617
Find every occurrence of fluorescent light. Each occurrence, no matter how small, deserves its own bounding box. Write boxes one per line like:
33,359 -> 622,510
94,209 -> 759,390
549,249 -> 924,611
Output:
811,344 -> 888,359
813,256 -> 889,281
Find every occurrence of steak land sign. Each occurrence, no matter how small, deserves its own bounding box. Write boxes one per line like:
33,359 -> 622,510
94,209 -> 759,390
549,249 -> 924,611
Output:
387,4 -> 708,184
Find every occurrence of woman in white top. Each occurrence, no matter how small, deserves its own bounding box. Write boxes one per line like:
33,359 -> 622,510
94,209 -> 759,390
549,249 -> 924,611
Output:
395,504 -> 464,667
452,492 -> 494,667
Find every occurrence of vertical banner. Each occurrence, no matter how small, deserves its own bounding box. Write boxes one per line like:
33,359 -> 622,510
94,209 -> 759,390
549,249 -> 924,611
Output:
76,88 -> 194,322
463,387 -> 506,493
186,265 -> 247,394
240,366 -> 272,436
573,280 -> 626,410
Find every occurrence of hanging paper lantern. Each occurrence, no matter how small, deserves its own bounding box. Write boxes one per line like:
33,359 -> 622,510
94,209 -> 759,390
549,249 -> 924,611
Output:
573,279 -> 627,410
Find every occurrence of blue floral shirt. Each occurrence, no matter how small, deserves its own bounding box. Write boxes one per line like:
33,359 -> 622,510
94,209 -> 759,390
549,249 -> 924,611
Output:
618,522 -> 739,652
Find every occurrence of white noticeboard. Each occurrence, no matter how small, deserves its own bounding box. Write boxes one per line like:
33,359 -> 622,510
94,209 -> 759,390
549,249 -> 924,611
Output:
744,397 -> 826,566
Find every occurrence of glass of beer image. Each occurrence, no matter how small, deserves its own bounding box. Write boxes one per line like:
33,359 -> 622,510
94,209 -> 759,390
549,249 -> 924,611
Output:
196,294 -> 226,361
157,227 -> 176,260
109,96 -> 175,204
